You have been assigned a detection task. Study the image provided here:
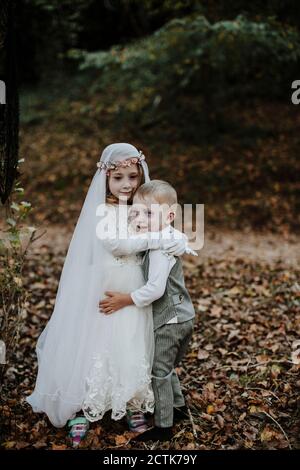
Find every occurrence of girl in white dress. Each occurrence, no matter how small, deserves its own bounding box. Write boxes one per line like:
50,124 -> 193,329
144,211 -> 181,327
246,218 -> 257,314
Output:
26,143 -> 184,445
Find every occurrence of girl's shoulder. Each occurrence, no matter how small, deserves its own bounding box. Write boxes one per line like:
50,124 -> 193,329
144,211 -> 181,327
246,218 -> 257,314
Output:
104,203 -> 118,213
96,203 -> 117,218
105,203 -> 131,214
102,203 -> 124,225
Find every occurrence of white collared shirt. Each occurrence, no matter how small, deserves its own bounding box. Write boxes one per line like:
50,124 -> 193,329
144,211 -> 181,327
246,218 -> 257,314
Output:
131,226 -> 188,323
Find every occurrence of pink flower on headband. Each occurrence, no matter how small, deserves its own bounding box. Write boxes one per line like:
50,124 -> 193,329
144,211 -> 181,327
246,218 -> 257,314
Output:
96,151 -> 145,172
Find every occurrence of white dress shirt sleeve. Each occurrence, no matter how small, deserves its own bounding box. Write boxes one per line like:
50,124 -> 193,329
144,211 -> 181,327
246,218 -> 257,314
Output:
130,250 -> 176,308
102,233 -> 161,257
100,206 -> 162,256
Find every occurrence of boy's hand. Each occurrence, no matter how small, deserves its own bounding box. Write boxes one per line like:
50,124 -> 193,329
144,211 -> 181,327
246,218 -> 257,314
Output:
161,238 -> 186,256
99,291 -> 133,314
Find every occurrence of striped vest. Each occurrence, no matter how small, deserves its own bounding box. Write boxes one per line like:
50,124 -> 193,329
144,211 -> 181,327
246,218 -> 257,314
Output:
141,251 -> 195,330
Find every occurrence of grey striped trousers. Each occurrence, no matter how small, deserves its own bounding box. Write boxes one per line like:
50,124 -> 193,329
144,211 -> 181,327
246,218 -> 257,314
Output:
151,319 -> 194,428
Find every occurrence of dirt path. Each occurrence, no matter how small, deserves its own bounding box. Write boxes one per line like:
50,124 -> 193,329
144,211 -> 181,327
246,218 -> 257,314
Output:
25,224 -> 300,268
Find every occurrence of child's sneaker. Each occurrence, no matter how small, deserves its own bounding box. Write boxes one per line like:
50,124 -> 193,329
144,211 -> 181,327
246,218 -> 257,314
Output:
126,410 -> 149,433
67,416 -> 90,447
133,426 -> 173,442
173,405 -> 189,423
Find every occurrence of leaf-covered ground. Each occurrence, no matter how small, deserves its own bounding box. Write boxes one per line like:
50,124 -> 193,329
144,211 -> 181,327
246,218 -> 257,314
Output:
1,86 -> 300,450
1,235 -> 300,450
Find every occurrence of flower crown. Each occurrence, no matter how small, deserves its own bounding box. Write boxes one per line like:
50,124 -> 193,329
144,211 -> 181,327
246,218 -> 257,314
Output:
97,150 -> 145,173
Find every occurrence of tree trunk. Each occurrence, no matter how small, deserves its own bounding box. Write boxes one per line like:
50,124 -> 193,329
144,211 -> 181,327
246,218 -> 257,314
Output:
0,0 -> 19,204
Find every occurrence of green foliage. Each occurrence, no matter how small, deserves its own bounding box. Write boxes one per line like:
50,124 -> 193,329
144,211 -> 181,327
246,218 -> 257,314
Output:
73,14 -> 300,125
20,0 -> 300,86
24,0 -> 93,40
19,0 -> 94,83
0,159 -> 36,385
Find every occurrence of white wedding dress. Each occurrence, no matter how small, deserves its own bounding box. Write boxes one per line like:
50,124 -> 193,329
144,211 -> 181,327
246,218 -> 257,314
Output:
26,204 -> 154,427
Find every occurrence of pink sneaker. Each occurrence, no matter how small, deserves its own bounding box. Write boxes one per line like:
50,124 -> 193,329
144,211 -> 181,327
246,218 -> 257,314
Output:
68,417 -> 89,447
126,410 -> 149,433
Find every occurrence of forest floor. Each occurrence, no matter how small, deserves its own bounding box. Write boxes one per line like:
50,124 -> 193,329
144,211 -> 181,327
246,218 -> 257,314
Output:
1,86 -> 300,449
1,224 -> 300,450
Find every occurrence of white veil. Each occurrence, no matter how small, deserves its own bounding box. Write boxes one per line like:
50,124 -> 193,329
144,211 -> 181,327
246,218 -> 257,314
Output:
56,142 -> 150,297
26,143 -> 151,427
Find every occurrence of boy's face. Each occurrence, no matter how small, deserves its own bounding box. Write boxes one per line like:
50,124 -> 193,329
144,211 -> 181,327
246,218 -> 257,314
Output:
129,195 -> 174,233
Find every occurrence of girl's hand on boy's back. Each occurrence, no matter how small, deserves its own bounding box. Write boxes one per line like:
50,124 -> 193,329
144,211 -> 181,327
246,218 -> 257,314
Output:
99,291 -> 133,314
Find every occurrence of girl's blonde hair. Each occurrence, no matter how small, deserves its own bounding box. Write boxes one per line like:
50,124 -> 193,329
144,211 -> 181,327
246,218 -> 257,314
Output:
106,163 -> 145,205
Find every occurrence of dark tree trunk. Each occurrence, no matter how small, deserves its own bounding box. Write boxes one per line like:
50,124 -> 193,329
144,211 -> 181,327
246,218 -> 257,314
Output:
0,0 -> 19,204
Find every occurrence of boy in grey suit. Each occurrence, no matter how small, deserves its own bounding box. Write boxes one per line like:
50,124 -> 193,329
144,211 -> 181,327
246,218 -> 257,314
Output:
99,180 -> 197,441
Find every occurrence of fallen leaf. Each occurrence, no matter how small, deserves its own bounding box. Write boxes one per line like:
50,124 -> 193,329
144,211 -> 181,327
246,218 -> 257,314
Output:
51,444 -> 67,450
115,435 -> 128,446
198,349 -> 209,360
291,349 -> 300,365
2,441 -> 16,449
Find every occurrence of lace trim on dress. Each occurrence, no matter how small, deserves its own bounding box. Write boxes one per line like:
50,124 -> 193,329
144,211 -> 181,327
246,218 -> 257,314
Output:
82,353 -> 154,422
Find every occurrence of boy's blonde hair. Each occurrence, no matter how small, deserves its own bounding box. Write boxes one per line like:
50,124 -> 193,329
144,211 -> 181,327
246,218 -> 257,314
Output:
134,180 -> 177,206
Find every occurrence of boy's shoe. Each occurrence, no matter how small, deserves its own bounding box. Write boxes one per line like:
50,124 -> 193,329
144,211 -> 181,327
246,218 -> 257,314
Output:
67,416 -> 90,447
133,426 -> 173,442
126,410 -> 149,433
173,405 -> 189,423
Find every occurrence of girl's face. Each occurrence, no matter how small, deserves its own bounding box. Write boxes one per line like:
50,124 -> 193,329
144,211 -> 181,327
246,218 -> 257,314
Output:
108,164 -> 140,204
